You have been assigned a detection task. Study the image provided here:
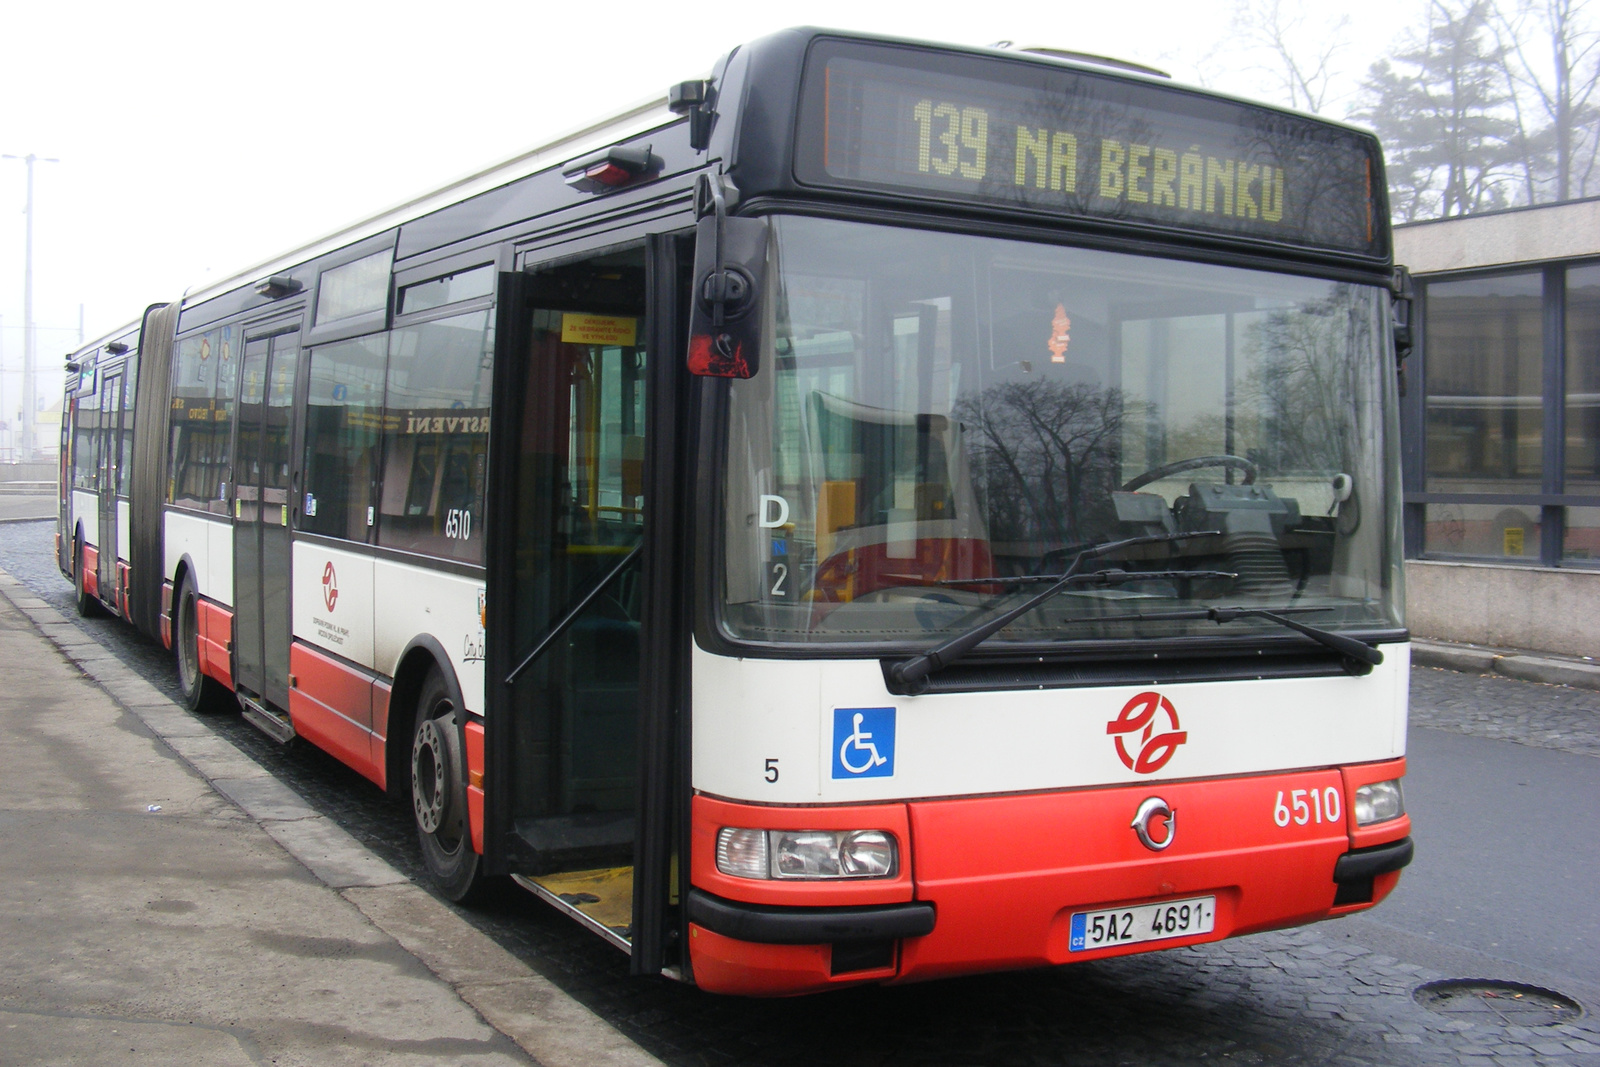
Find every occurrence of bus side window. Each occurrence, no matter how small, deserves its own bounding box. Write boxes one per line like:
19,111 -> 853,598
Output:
73,389 -> 100,492
168,330 -> 223,509
301,335 -> 387,542
377,310 -> 493,563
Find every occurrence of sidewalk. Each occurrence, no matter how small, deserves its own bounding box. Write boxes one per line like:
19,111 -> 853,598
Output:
0,572 -> 662,1066
1412,637 -> 1600,692
0,492 -> 54,522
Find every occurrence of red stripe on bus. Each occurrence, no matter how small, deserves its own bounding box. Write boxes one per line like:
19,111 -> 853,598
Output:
465,719 -> 485,855
370,679 -> 392,792
159,581 -> 174,649
689,924 -> 881,997
898,768 -> 1396,983
196,599 -> 234,689
81,546 -> 98,598
288,642 -> 381,786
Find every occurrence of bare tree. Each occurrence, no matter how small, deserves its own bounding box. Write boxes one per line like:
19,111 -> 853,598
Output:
1494,0 -> 1600,201
1230,0 -> 1353,113
956,381 -> 1126,545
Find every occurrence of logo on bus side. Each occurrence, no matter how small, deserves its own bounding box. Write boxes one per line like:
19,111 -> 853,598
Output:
1107,691 -> 1187,774
322,561 -> 339,613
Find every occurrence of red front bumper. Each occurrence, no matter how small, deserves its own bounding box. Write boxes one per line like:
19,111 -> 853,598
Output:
688,759 -> 1410,995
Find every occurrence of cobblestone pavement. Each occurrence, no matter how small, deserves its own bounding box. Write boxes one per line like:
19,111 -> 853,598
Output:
1410,667 -> 1600,758
4,520 -> 1597,1066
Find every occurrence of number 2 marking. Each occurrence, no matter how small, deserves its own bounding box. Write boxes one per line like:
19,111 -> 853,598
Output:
770,563 -> 787,597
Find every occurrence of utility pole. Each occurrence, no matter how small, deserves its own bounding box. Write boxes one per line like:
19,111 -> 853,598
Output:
3,153 -> 60,462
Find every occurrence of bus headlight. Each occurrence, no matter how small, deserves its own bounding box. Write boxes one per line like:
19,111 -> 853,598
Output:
716,828 -> 899,880
1354,780 -> 1405,826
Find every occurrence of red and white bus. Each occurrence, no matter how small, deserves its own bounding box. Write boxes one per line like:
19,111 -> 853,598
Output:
59,28 -> 1414,995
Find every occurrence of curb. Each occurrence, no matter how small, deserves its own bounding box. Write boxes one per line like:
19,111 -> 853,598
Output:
0,566 -> 664,1067
1411,639 -> 1600,692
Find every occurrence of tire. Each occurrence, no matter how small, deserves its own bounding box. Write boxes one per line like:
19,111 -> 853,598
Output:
73,537 -> 101,618
411,667 -> 486,902
174,575 -> 227,713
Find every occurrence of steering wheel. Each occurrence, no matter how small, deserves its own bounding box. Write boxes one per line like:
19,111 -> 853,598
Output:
1121,455 -> 1259,493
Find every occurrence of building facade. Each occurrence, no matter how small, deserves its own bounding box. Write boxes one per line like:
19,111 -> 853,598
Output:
1396,197 -> 1600,657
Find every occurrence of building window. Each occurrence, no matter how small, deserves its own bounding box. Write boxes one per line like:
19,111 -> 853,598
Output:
1424,273 -> 1544,494
1409,257 -> 1600,567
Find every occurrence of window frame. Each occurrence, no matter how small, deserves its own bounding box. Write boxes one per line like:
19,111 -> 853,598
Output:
1404,255 -> 1600,568
306,233 -> 397,348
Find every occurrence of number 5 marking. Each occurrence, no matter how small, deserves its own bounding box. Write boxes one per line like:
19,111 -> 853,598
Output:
764,758 -> 780,783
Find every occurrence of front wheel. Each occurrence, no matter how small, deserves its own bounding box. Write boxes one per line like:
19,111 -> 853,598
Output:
174,576 -> 227,713
412,667 -> 486,902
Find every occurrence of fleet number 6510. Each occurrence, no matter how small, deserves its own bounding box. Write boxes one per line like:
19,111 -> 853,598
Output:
1274,787 -> 1341,827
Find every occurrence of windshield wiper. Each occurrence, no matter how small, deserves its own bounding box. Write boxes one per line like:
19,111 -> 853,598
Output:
1204,606 -> 1384,670
887,531 -> 1222,692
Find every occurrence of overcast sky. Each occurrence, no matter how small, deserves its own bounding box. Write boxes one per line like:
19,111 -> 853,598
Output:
0,0 -> 1422,421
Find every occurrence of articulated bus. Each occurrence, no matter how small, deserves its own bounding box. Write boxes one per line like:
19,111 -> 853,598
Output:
59,28 -> 1414,995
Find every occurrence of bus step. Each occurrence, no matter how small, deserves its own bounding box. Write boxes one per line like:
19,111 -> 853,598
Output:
512,867 -> 634,953
237,693 -> 296,744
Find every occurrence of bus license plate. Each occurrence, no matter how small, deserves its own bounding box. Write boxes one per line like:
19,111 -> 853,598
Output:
1069,896 -> 1215,952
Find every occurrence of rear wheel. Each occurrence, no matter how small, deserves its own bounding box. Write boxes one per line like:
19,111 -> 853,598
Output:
412,667 -> 485,902
73,537 -> 101,618
174,576 -> 227,713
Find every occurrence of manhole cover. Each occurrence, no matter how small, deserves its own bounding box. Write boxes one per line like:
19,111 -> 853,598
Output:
1415,979 -> 1582,1026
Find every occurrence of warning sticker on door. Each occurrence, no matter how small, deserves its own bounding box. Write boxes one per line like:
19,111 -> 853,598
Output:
560,313 -> 637,347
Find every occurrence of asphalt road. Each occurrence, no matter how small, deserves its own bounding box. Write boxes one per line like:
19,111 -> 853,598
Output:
1376,726 -> 1600,987
4,517 -> 1598,1066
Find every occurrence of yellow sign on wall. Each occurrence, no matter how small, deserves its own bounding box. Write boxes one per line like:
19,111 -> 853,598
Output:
561,313 -> 637,347
1503,527 -> 1525,555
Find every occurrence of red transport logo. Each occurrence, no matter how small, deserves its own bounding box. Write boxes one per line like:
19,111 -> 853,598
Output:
1107,691 -> 1188,774
322,561 -> 339,612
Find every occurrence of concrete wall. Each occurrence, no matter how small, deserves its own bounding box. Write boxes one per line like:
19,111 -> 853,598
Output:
0,462 -> 56,484
1394,197 -> 1600,273
1406,559 -> 1599,658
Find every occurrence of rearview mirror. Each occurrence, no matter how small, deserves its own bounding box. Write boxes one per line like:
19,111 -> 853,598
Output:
687,176 -> 768,378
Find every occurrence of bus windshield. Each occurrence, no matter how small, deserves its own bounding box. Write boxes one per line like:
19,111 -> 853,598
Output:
721,215 -> 1403,649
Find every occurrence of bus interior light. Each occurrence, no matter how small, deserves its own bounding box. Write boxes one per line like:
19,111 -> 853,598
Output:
1354,780 -> 1405,825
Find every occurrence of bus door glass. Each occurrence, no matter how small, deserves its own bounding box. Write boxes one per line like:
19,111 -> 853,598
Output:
98,370 -> 122,600
234,327 -> 302,708
500,247 -> 648,943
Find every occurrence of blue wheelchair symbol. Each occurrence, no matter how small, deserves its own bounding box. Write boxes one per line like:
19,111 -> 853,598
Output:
832,707 -> 895,779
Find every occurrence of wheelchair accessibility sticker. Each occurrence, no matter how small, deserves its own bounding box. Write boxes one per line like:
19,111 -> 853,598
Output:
832,707 -> 896,779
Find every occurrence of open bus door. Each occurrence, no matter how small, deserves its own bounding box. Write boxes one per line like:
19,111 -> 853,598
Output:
484,233 -> 691,977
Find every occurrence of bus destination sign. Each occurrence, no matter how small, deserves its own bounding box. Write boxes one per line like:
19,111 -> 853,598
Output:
796,40 -> 1383,258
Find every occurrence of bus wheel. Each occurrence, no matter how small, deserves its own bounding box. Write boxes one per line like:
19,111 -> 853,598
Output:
411,667 -> 485,902
174,576 -> 226,713
73,537 -> 101,618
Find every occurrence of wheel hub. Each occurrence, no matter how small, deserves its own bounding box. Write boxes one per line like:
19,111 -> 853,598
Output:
412,718 -> 450,834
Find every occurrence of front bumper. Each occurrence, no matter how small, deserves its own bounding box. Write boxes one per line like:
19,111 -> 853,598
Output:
688,758 -> 1411,995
